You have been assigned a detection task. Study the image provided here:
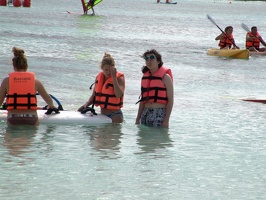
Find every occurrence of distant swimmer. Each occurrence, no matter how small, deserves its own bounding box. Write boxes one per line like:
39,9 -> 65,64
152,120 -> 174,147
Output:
85,0 -> 95,15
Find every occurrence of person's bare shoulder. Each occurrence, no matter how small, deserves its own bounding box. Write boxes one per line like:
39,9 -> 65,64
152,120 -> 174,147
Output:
1,77 -> 9,86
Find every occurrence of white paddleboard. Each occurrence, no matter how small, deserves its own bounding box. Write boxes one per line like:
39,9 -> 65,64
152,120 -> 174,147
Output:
0,110 -> 112,125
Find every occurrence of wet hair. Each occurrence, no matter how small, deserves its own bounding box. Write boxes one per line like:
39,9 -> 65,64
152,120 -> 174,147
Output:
224,26 -> 233,32
100,52 -> 115,69
12,47 -> 28,71
141,49 -> 163,73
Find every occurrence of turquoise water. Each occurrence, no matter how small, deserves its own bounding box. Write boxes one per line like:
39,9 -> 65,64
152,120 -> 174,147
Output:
0,0 -> 266,199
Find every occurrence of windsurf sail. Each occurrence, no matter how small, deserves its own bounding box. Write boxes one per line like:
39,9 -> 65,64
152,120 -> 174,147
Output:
81,0 -> 103,14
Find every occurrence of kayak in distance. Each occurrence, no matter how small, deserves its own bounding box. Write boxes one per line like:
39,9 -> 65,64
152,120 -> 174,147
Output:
159,2 -> 177,4
241,99 -> 266,104
66,10 -> 95,16
157,0 -> 177,4
207,48 -> 250,59
249,51 -> 266,56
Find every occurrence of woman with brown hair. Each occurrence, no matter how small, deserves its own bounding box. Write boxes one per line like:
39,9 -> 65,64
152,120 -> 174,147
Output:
0,47 -> 56,125
78,53 -> 125,123
135,49 -> 174,128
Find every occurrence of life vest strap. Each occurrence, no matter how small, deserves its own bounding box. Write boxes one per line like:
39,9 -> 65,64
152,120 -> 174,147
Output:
136,96 -> 168,104
94,100 -> 123,108
95,92 -> 116,98
142,76 -> 162,81
105,83 -> 114,89
7,93 -> 37,109
141,86 -> 167,93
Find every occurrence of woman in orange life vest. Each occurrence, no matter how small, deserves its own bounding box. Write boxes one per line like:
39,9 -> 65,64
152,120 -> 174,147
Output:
215,26 -> 239,49
246,26 -> 266,52
135,49 -> 174,128
0,47 -> 56,126
78,53 -> 125,123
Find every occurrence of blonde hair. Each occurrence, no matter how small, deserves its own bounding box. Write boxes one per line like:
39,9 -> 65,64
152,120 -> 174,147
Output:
12,47 -> 28,71
100,53 -> 115,69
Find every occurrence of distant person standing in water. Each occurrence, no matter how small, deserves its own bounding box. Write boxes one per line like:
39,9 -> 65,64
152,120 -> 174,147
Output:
135,49 -> 174,128
85,0 -> 95,15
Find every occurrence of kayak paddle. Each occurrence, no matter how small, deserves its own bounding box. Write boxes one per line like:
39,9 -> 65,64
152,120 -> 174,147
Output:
207,14 -> 238,48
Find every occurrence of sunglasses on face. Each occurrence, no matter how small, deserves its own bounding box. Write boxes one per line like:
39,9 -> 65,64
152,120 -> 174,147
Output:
144,55 -> 155,61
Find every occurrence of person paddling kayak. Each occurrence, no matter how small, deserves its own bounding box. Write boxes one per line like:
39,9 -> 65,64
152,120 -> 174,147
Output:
215,26 -> 239,49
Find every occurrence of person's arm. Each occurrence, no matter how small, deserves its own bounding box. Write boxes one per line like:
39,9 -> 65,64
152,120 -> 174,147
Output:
231,38 -> 240,49
215,33 -> 224,40
162,74 -> 174,128
35,79 -> 55,108
0,78 -> 8,106
135,102 -> 145,124
259,36 -> 266,47
110,67 -> 125,98
78,78 -> 96,111
246,33 -> 255,42
78,91 -> 95,111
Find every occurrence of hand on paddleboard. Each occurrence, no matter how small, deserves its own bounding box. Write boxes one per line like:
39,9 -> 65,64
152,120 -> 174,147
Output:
45,107 -> 60,115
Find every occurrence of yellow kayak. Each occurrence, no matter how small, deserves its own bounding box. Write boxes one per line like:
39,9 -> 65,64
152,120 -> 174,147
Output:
207,48 -> 250,59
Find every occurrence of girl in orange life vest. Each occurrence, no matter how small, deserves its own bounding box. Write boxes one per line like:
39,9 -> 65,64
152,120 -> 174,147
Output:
246,26 -> 266,52
135,49 -> 174,128
0,47 -> 56,126
215,26 -> 239,49
78,53 -> 125,123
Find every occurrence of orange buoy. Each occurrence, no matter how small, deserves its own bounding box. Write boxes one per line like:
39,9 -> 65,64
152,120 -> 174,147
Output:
0,0 -> 7,6
13,0 -> 22,7
23,0 -> 30,7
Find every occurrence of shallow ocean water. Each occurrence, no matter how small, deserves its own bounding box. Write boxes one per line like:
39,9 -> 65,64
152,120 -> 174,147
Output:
0,0 -> 266,199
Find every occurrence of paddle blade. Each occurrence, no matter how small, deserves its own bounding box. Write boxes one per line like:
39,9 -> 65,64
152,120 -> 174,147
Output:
206,14 -> 216,26
241,23 -> 250,32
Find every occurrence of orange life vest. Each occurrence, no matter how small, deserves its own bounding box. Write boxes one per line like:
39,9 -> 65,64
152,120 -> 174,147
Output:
219,34 -> 233,48
246,32 -> 260,49
94,71 -> 124,110
7,72 -> 37,110
138,66 -> 173,104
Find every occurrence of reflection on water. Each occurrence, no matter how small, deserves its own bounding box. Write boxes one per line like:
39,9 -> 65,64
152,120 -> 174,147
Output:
136,125 -> 173,155
38,125 -> 57,155
83,124 -> 123,159
1,126 -> 38,161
